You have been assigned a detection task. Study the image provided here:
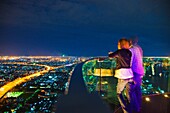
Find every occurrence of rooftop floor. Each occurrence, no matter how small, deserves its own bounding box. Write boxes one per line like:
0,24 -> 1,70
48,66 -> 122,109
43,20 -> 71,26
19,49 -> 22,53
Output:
56,62 -> 170,113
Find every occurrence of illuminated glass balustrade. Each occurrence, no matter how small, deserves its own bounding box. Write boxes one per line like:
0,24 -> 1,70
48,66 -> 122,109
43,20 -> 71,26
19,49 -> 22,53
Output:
82,57 -> 170,106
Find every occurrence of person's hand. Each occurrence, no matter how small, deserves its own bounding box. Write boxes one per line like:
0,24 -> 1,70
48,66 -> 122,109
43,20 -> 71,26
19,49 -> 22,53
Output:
108,51 -> 113,55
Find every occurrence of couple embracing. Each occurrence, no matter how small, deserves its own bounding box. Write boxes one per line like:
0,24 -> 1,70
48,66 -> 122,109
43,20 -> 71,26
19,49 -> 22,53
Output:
108,37 -> 144,113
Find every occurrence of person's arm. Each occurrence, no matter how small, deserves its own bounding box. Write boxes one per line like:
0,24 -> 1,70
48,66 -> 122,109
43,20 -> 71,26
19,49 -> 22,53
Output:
108,50 -> 119,58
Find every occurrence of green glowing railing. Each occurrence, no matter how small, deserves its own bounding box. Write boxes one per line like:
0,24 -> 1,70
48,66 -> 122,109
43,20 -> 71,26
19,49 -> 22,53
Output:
82,57 -> 170,100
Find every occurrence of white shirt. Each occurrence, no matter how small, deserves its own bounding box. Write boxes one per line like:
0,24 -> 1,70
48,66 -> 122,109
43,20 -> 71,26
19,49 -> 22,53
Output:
115,68 -> 133,79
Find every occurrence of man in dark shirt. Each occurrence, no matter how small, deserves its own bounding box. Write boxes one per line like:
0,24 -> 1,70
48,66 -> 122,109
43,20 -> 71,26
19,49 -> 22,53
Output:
109,38 -> 134,113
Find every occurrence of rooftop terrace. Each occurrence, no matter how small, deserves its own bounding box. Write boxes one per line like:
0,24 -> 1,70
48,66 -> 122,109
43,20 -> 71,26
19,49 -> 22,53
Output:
58,57 -> 170,113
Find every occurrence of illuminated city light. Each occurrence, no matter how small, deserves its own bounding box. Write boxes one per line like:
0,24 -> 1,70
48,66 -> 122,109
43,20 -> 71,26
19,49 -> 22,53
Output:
155,91 -> 159,94
145,97 -> 150,102
11,109 -> 15,112
0,88 -> 4,91
151,64 -> 155,75
6,92 -> 24,98
160,90 -> 165,94
145,80 -> 149,83
159,73 -> 162,77
164,94 -> 169,98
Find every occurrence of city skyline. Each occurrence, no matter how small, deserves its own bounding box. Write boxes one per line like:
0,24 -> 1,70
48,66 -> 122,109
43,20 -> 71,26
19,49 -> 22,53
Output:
0,0 -> 170,56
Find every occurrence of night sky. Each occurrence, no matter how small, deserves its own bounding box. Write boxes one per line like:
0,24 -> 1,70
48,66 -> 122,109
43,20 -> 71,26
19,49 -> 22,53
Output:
0,0 -> 170,56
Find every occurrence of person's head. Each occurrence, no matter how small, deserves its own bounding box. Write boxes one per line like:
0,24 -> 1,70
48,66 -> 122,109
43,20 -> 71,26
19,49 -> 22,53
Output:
118,38 -> 130,49
129,36 -> 138,46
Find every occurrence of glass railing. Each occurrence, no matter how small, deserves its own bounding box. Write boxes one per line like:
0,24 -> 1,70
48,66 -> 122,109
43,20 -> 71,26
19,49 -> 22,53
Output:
82,57 -> 170,107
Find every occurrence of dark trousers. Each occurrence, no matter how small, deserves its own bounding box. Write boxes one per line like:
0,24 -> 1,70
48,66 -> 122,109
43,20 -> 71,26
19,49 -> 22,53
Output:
133,72 -> 143,112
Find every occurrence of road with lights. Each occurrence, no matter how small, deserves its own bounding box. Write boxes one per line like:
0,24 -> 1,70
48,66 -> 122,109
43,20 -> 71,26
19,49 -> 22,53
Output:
0,65 -> 52,99
0,62 -> 77,99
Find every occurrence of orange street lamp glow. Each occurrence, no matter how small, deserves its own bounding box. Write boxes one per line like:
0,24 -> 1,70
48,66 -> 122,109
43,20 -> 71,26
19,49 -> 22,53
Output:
164,94 -> 169,98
